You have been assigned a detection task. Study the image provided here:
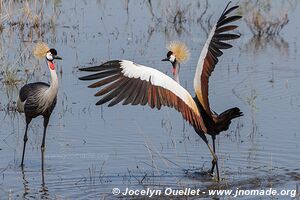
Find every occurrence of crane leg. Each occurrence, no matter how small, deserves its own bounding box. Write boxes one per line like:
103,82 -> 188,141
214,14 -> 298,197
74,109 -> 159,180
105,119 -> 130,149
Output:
41,116 -> 49,180
210,135 -> 220,181
41,117 -> 49,151
205,137 -> 220,182
198,132 -> 220,181
21,117 -> 32,167
210,136 -> 216,174
41,117 -> 49,168
41,156 -> 45,186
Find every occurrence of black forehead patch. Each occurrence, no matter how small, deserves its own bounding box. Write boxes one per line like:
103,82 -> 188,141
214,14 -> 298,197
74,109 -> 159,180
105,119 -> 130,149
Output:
167,51 -> 173,57
49,48 -> 57,55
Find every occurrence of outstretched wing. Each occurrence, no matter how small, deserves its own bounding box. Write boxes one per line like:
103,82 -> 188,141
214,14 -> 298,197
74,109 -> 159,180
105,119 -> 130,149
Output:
194,2 -> 241,117
79,60 -> 207,133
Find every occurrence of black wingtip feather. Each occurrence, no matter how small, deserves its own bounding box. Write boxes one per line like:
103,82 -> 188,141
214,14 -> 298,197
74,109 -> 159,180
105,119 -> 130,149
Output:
214,41 -> 233,49
79,66 -> 100,72
79,69 -> 121,81
217,15 -> 242,28
223,5 -> 239,17
218,2 -> 241,26
215,25 -> 238,34
79,76 -> 91,81
215,33 -> 240,41
221,1 -> 232,16
78,60 -> 122,72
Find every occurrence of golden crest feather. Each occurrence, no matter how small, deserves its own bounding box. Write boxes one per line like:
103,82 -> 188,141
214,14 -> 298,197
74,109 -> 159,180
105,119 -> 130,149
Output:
33,42 -> 50,59
167,41 -> 190,63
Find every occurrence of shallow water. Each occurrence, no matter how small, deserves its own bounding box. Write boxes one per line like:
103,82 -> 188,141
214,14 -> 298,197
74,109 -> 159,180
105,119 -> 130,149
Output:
0,0 -> 299,199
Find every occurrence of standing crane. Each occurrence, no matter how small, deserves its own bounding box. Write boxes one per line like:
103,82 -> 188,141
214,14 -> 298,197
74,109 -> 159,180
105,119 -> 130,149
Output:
78,2 -> 242,181
17,42 -> 62,167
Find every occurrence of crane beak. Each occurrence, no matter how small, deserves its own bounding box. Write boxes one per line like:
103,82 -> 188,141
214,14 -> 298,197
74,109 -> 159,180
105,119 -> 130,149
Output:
161,58 -> 169,61
54,55 -> 62,60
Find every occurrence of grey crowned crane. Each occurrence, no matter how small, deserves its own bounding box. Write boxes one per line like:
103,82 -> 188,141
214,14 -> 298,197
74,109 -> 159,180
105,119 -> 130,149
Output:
17,42 -> 62,167
78,2 -> 242,181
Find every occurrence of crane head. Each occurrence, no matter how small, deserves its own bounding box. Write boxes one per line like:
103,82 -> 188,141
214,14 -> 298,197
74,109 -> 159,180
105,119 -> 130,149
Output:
46,49 -> 62,61
162,41 -> 189,75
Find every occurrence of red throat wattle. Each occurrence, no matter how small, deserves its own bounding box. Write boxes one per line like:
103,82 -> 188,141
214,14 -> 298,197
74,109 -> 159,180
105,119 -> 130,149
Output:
172,67 -> 176,75
48,61 -> 55,70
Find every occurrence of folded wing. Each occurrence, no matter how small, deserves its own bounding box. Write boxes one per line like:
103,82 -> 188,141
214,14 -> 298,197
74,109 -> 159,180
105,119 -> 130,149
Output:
79,60 -> 207,133
194,2 -> 241,118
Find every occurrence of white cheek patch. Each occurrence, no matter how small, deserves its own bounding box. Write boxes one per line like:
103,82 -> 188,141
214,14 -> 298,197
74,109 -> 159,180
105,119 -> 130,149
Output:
46,52 -> 53,60
169,54 -> 176,62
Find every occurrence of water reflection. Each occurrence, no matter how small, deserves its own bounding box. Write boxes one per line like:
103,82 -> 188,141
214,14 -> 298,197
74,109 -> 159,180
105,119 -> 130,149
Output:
21,158 -> 49,199
21,167 -> 29,199
244,35 -> 289,56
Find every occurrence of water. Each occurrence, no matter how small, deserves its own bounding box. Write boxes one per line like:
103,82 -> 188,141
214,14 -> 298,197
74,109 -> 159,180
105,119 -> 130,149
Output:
0,0 -> 299,199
